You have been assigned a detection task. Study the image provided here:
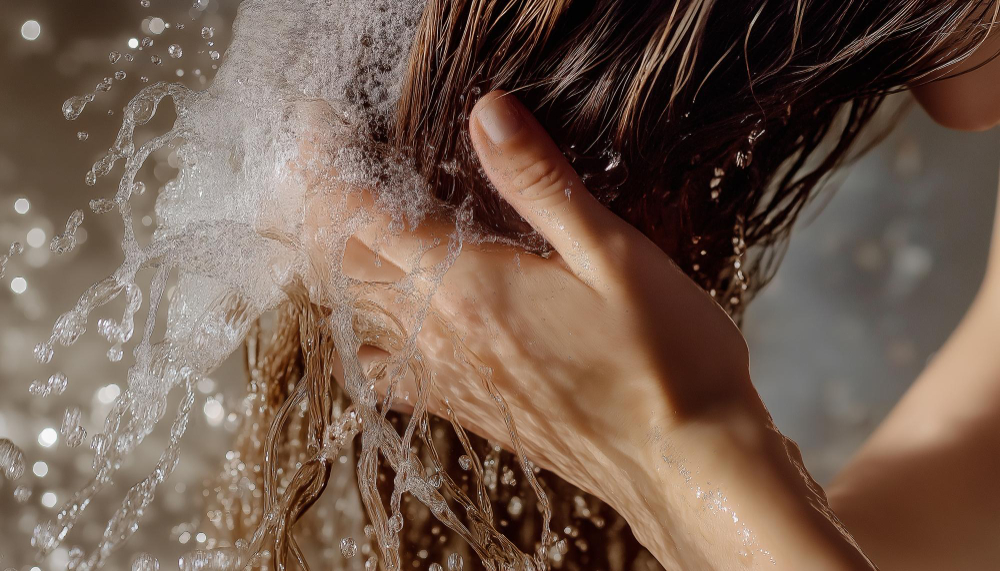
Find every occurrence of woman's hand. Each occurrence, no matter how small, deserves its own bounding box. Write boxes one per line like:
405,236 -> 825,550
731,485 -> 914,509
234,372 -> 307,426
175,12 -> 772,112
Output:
305,92 -> 874,569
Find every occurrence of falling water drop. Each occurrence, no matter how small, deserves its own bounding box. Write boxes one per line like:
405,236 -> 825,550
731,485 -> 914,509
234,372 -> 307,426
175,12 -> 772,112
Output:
168,45 -> 183,59
96,77 -> 113,92
150,55 -> 162,66
209,50 -> 220,61
140,0 -> 151,7
29,372 -> 68,397
201,26 -> 214,39
340,537 -> 358,558
14,485 -> 32,503
62,94 -> 95,121
388,513 -> 403,533
447,553 -> 464,571
458,455 -> 471,470
429,564 -> 443,571
132,553 -> 159,571
34,342 -> 54,364
115,70 -> 127,81
109,51 -> 122,64
77,131 -> 89,141
141,37 -> 154,48
62,407 -> 87,448
0,439 -> 26,480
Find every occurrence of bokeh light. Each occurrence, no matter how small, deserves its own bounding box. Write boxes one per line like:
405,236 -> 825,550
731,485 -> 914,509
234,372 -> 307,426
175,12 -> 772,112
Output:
32,461 -> 48,477
26,228 -> 46,248
38,427 -> 58,447
41,491 -> 57,508
97,384 -> 120,404
21,20 -> 41,41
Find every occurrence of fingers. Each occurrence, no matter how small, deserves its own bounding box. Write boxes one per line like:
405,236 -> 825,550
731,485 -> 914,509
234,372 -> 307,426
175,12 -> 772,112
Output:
469,90 -> 628,278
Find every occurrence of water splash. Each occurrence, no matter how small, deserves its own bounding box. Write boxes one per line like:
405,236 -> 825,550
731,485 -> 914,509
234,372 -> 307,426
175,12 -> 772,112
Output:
26,1 -> 586,569
0,241 -> 24,280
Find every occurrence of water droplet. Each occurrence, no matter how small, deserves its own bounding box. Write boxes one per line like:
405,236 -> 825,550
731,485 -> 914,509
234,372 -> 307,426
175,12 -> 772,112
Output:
115,70 -> 127,81
109,51 -> 122,64
340,537 -> 358,558
141,37 -> 154,48
150,55 -> 162,66
68,548 -> 85,568
458,455 -> 471,470
175,23 -> 185,30
429,565 -> 443,571
77,131 -> 89,141
107,345 -> 124,362
133,181 -> 146,195
0,439 -> 26,480
14,485 -> 32,503
735,149 -> 753,169
447,553 -> 464,571
62,407 -> 86,448
388,513 -> 403,533
140,76 -> 149,83
10,242 -> 24,256
140,0 -> 150,7
132,553 -> 159,571
62,94 -> 95,121
168,45 -> 183,59
96,77 -> 113,92
365,557 -> 377,570
209,50 -> 220,61
201,26 -> 214,39
30,372 -> 68,397
34,342 -> 54,364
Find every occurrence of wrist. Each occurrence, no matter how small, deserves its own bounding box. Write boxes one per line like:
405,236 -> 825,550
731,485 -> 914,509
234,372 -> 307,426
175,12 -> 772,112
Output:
594,399 -> 875,570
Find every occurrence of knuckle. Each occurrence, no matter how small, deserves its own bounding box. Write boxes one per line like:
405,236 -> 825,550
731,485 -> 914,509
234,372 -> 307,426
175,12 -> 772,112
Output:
512,156 -> 571,202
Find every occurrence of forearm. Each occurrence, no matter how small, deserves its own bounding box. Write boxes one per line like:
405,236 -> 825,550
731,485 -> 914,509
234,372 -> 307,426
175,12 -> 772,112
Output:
829,290 -> 1000,569
594,402 -> 876,570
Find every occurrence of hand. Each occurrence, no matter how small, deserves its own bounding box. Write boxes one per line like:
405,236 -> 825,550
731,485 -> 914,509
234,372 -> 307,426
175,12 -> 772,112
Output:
336,91 -> 755,488
298,92 -> 874,569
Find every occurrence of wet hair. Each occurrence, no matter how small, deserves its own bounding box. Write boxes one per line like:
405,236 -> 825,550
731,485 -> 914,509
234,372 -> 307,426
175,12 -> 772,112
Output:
228,1 -> 1000,569
396,0 -> 998,315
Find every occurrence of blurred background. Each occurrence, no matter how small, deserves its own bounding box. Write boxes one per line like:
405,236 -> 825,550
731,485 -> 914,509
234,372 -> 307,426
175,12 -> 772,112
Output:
0,1 -> 998,569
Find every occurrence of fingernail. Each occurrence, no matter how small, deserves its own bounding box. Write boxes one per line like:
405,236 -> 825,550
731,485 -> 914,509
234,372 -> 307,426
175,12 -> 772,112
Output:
476,96 -> 524,145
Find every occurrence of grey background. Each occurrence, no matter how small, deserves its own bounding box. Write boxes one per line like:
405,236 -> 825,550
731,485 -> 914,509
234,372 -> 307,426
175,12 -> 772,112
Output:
1,1 -> 998,569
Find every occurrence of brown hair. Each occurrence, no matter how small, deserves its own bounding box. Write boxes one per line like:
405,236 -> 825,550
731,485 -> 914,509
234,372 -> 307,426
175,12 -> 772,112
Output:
395,0 -> 998,314
214,2 -> 1000,569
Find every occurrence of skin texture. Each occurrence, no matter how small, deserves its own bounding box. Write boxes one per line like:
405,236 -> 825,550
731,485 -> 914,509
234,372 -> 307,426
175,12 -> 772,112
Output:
318,92 -> 877,570
912,27 -> 1000,131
